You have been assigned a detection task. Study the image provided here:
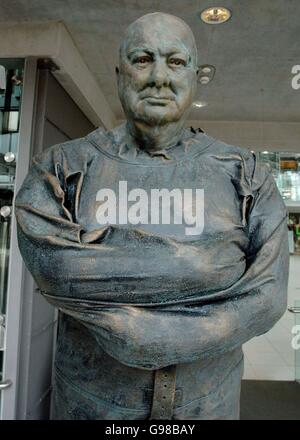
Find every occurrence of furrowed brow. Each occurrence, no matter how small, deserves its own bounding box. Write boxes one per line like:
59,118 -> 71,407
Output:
127,48 -> 155,59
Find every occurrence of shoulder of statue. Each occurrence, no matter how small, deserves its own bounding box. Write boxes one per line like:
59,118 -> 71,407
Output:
193,135 -> 265,193
186,130 -> 254,166
30,134 -> 101,176
85,124 -> 124,155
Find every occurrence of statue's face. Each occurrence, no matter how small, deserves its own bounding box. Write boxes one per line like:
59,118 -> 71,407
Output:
117,16 -> 198,126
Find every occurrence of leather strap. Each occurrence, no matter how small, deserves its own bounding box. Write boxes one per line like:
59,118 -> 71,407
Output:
150,365 -> 177,420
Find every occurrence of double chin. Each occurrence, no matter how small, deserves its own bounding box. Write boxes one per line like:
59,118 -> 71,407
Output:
129,101 -> 184,125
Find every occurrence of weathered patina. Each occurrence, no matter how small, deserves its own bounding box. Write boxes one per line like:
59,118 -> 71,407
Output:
15,13 -> 289,419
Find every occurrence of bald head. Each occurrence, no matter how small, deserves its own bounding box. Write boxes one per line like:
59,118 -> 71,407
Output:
119,12 -> 198,69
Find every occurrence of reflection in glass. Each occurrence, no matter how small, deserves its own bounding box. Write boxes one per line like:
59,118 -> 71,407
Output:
0,311 -> 4,352
0,212 -> 11,316
0,62 -> 23,157
258,152 -> 300,202
7,111 -> 19,133
295,300 -> 300,383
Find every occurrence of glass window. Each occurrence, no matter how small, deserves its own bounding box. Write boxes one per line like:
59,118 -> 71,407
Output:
0,59 -> 24,403
258,152 -> 300,254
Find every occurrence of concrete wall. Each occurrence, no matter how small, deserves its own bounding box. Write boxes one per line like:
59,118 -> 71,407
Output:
0,21 -> 116,129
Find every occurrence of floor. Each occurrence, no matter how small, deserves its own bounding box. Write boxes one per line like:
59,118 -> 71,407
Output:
243,255 -> 300,381
240,380 -> 300,420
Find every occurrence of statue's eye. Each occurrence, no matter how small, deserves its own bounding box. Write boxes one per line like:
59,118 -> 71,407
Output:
169,58 -> 186,67
134,56 -> 152,65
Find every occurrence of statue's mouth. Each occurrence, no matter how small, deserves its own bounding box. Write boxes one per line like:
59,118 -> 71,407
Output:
143,96 -> 173,105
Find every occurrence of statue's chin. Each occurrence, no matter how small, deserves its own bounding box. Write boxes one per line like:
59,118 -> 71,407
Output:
131,106 -> 183,127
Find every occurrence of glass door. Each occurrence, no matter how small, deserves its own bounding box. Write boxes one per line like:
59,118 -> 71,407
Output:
0,59 -> 23,413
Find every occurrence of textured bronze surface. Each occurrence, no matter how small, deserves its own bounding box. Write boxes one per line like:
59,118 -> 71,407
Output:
15,12 -> 289,420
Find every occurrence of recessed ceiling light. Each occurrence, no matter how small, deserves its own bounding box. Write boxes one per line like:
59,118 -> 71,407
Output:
200,7 -> 231,25
198,65 -> 216,84
201,66 -> 212,74
199,76 -> 210,85
262,151 -> 269,154
193,101 -> 208,108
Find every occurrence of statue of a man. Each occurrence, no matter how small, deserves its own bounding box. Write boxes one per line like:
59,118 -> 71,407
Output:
15,13 -> 289,420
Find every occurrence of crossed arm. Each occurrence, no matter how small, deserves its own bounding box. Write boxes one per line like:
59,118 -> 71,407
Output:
15,144 -> 289,369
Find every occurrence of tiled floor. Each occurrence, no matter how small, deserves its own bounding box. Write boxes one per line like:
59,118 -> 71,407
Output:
240,381 -> 300,420
243,255 -> 300,380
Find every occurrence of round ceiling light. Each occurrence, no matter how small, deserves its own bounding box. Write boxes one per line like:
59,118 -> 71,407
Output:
201,66 -> 212,74
199,76 -> 210,85
200,7 -> 231,24
193,101 -> 208,108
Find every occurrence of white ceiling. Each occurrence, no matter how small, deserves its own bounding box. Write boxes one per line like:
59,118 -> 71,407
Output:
1,0 -> 299,122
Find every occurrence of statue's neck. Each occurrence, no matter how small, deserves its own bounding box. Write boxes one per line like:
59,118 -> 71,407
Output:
126,120 -> 186,152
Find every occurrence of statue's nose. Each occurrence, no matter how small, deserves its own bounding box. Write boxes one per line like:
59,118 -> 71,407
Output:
149,60 -> 170,87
